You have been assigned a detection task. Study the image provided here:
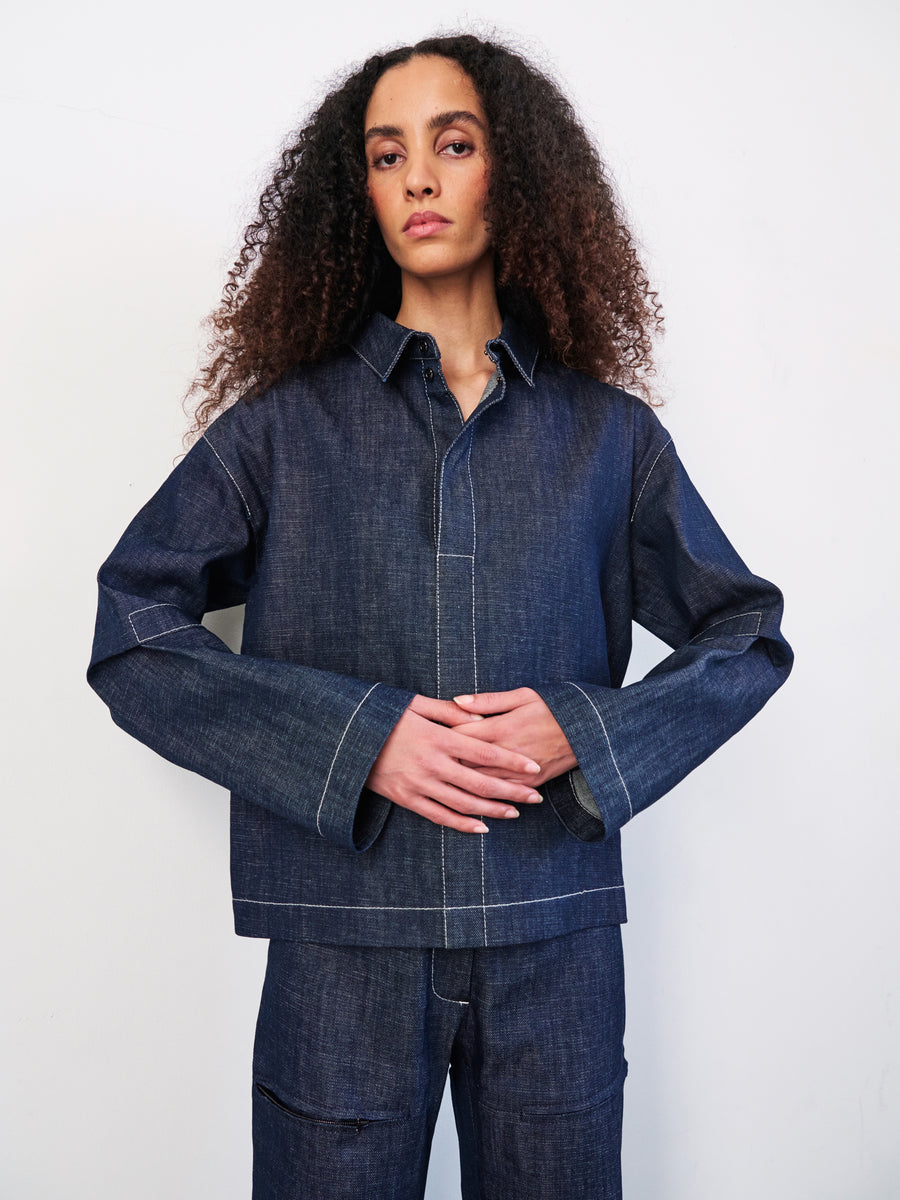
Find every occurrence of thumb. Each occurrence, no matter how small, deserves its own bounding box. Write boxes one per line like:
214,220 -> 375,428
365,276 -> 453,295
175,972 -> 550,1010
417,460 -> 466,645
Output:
452,688 -> 536,714
410,694 -> 485,726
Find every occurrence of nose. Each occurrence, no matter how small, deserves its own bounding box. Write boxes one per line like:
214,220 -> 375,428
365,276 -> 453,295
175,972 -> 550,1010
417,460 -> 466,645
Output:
404,152 -> 440,199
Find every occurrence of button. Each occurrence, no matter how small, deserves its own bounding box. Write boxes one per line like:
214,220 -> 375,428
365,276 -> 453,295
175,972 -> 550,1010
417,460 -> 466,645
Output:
418,339 -> 430,354
424,368 -> 435,382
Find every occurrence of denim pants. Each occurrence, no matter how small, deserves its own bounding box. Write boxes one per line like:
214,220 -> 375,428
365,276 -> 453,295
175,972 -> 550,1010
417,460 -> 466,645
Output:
251,926 -> 626,1199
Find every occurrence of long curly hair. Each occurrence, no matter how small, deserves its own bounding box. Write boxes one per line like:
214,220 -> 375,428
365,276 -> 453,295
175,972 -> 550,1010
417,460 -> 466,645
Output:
188,34 -> 663,433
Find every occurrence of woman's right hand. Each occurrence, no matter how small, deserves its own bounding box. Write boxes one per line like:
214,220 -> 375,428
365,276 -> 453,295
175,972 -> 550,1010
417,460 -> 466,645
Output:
365,695 -> 544,833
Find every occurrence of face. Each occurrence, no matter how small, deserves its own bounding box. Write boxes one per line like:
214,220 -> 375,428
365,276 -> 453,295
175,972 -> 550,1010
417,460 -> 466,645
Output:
364,55 -> 492,284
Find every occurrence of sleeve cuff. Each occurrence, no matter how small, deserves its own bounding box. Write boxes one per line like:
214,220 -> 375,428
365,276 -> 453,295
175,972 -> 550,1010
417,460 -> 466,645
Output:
534,680 -> 635,840
314,681 -> 414,852
543,769 -> 607,841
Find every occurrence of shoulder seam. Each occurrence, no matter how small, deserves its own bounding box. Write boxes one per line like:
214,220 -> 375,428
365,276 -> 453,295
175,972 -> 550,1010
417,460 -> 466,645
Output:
201,433 -> 254,527
630,436 -> 673,524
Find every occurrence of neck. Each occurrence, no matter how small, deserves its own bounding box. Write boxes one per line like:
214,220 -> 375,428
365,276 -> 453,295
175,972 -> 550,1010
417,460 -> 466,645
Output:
395,257 -> 502,372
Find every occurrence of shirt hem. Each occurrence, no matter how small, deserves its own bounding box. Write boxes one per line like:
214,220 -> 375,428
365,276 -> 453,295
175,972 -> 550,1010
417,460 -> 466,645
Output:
232,887 -> 627,948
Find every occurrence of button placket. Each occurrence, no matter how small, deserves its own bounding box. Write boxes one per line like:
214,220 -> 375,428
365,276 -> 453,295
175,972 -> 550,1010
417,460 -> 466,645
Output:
421,359 -> 490,947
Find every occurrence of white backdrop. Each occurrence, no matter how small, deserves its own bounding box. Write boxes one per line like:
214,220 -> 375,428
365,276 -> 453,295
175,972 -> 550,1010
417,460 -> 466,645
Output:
2,1 -> 898,1196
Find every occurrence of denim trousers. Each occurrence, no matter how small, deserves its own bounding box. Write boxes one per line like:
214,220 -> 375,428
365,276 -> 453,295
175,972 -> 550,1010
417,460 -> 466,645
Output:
251,925 -> 627,1200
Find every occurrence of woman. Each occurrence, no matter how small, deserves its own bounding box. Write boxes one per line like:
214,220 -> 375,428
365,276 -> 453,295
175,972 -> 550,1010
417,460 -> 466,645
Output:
89,34 -> 792,1199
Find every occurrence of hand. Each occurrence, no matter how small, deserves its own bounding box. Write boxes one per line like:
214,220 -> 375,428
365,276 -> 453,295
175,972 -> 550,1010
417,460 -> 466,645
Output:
451,688 -> 577,787
366,694 -> 544,834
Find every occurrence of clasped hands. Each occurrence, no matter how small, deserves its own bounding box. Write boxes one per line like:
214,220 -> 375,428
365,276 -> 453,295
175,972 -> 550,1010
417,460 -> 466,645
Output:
366,688 -> 576,833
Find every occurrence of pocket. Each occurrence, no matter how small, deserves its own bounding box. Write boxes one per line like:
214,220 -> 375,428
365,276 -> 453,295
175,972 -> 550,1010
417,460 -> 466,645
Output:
254,1080 -> 409,1128
252,1079 -> 421,1197
480,1059 -> 628,1119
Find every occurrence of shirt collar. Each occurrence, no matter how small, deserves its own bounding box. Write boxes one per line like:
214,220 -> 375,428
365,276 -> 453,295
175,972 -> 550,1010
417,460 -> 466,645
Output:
349,312 -> 539,389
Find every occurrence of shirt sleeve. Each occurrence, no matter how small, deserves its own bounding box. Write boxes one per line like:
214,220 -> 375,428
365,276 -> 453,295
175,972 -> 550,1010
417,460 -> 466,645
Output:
87,402 -> 414,853
536,408 -> 793,841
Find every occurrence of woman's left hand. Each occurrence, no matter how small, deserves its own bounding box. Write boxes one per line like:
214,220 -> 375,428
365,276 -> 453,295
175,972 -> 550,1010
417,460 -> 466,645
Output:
451,688 -> 577,787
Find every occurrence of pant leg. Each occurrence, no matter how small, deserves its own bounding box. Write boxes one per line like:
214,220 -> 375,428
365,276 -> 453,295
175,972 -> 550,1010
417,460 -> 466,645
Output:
450,925 -> 627,1200
251,940 -> 463,1200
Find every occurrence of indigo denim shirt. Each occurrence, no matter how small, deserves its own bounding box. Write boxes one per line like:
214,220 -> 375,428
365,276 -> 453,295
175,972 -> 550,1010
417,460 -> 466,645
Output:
89,313 -> 792,948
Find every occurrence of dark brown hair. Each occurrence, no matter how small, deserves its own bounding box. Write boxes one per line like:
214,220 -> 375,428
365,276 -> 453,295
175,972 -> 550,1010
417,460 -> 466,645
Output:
188,34 -> 663,433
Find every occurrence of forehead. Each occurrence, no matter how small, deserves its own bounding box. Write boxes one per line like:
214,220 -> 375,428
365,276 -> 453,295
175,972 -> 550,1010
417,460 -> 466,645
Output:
364,55 -> 485,129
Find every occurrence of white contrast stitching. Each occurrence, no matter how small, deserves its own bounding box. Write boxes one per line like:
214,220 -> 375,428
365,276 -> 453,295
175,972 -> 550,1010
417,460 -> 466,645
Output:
465,432 -> 477,558
690,611 -> 763,643
202,434 -> 253,525
431,949 -> 470,1005
133,623 -> 201,643
349,330 -> 417,380
436,546 -> 443,698
425,367 -> 444,699
568,683 -> 633,819
128,602 -> 175,617
315,684 -> 380,837
437,552 -> 474,559
696,611 -> 763,633
425,390 -> 438,549
127,604 -> 201,644
630,437 -> 673,523
480,833 -> 487,947
466,435 -> 478,696
440,829 -> 449,948
383,331 -> 419,378
349,344 -> 380,374
233,884 -> 624,912
499,342 -> 537,388
696,633 -> 759,643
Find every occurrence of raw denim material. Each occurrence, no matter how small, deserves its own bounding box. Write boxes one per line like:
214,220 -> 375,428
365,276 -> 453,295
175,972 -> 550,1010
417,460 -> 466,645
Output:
252,927 -> 626,1200
88,313 -> 793,948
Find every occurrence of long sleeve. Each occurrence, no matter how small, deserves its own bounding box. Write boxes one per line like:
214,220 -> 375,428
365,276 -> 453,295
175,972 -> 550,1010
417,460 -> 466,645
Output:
87,402 -> 413,852
537,410 -> 793,841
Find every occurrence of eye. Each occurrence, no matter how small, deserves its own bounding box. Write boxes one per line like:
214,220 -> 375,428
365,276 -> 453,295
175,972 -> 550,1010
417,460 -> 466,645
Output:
371,150 -> 404,170
441,140 -> 474,158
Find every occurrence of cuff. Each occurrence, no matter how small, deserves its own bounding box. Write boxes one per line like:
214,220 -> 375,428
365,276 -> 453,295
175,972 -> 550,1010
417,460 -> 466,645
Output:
534,681 -> 634,840
544,769 -> 607,841
314,681 -> 414,852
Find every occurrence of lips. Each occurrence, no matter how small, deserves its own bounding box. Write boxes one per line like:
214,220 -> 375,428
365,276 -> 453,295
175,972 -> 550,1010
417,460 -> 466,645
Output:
402,210 -> 452,237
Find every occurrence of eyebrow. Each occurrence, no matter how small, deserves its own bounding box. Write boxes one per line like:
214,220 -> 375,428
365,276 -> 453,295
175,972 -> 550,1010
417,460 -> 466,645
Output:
364,110 -> 484,144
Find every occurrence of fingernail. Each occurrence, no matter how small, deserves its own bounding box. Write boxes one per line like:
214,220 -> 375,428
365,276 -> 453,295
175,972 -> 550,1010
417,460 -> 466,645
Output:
473,822 -> 489,833
504,809 -> 519,819
526,793 -> 543,803
454,695 -> 474,704
466,713 -> 484,721
525,761 -> 541,774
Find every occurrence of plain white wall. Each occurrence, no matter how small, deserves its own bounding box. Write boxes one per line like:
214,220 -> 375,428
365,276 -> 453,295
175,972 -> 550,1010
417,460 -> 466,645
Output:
3,0 -> 898,1196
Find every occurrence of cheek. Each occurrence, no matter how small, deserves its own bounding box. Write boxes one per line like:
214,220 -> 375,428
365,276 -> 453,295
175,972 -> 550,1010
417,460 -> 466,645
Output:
471,167 -> 490,221
366,184 -> 391,237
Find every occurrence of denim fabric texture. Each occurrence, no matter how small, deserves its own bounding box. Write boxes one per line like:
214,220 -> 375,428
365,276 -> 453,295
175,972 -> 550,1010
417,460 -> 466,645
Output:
88,313 -> 793,948
252,927 -> 626,1200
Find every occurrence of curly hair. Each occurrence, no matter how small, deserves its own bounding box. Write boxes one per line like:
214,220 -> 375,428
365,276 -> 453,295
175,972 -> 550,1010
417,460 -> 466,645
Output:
188,34 -> 663,433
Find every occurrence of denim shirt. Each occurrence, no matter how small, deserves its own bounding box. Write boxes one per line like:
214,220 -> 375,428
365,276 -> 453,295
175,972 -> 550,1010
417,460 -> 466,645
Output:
88,313 -> 793,948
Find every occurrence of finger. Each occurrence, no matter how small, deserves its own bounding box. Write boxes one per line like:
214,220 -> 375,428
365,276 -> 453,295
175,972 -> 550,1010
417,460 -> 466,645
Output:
403,795 -> 491,834
452,688 -> 537,714
438,761 -> 542,805
409,694 -> 485,726
468,764 -> 542,783
442,728 -> 540,775
451,717 -> 504,742
423,783 -> 524,818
